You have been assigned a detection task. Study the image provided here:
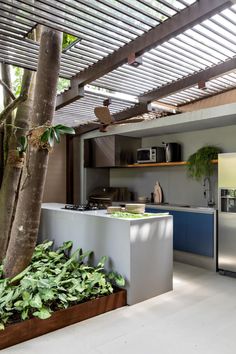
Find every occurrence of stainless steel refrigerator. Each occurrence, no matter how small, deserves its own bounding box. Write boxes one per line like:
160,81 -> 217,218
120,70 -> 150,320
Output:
218,153 -> 236,273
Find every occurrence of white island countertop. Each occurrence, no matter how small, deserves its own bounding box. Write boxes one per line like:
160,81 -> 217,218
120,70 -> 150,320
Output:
39,203 -> 173,305
42,203 -> 170,220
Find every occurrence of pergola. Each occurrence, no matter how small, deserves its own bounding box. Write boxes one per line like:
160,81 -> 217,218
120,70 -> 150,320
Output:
1,0 -> 236,128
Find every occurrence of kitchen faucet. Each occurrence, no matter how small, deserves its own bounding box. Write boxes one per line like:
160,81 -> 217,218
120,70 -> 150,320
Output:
203,177 -> 215,207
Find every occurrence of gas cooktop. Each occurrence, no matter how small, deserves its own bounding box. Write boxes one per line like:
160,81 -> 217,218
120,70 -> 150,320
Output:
62,204 -> 106,211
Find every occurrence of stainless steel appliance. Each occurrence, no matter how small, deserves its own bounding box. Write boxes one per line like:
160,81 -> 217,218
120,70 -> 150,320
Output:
88,187 -> 130,208
137,147 -> 165,163
163,142 -> 181,162
218,153 -> 236,274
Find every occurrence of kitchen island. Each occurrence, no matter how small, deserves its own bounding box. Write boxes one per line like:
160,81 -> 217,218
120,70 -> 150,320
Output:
39,203 -> 173,305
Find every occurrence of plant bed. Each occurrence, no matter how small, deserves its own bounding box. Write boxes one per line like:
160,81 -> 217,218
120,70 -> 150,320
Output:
0,288 -> 126,350
0,241 -> 126,349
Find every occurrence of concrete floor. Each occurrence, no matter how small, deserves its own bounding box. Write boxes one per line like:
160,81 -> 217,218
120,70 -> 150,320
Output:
3,262 -> 236,354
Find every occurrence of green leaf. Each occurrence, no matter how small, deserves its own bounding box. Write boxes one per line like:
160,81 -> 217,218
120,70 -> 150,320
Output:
40,129 -> 50,143
48,128 -> 55,148
30,294 -> 42,309
108,272 -> 125,287
21,308 -> 29,320
56,241 -> 73,254
40,289 -> 55,301
22,291 -> 31,302
54,125 -> 75,135
97,256 -> 108,268
33,307 -> 51,320
0,323 -> 5,331
53,127 -> 60,143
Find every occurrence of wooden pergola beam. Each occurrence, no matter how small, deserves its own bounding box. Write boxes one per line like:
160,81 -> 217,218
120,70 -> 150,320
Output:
56,0 -> 232,109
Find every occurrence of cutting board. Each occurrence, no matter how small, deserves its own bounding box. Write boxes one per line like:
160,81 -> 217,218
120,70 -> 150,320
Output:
154,181 -> 163,204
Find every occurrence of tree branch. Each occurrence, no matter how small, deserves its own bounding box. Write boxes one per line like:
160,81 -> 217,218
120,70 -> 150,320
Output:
0,94 -> 28,125
0,78 -> 16,100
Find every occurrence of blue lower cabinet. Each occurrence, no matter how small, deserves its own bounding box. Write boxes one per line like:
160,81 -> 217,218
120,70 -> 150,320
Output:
171,211 -> 188,252
185,213 -> 214,257
146,208 -> 214,257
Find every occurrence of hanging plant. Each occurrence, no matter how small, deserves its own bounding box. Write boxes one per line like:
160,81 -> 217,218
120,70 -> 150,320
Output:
187,145 -> 221,181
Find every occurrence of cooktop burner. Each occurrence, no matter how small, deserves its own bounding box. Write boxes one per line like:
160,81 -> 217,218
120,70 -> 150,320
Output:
63,203 -> 106,211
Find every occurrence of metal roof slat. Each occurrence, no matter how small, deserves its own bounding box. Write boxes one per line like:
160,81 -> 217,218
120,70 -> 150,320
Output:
163,40 -> 212,67
0,1 -> 123,48
150,46 -> 203,71
186,27 -> 235,57
75,0 -> 144,34
170,36 -> 221,65
18,0 -> 128,46
145,51 -> 195,75
137,0 -> 176,17
34,0 -> 134,43
180,31 -> 229,62
97,0 -> 156,28
55,0 -> 138,39
117,0 -> 168,22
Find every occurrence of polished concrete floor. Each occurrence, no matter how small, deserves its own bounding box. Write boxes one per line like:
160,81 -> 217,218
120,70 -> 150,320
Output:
3,262 -> 236,354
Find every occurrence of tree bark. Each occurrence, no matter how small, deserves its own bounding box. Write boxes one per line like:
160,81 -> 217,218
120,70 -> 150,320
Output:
4,27 -> 62,277
0,70 -> 34,262
1,64 -> 14,164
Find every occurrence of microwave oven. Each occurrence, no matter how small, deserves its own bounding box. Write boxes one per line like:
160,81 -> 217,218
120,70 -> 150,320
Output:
137,147 -> 165,163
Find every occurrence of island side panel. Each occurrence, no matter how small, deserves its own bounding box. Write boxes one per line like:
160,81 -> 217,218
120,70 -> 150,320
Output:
39,208 -> 131,300
129,216 -> 173,305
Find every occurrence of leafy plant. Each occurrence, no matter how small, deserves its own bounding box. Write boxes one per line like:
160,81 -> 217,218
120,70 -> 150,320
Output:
0,241 -> 125,330
62,33 -> 79,51
187,145 -> 221,181
40,124 -> 75,148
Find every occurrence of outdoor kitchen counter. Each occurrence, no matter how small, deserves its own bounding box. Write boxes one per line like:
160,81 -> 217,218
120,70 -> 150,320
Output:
39,203 -> 173,305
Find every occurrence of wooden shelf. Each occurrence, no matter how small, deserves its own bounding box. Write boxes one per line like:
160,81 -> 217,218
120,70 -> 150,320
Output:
126,160 -> 218,168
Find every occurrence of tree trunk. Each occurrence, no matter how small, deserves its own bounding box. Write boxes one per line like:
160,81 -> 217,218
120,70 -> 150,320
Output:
1,64 -> 14,164
4,27 -> 62,277
0,70 -> 34,262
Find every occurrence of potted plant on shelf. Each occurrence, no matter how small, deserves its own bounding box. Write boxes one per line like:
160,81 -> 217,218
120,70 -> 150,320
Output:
186,145 -> 221,206
0,241 -> 126,350
186,145 -> 221,181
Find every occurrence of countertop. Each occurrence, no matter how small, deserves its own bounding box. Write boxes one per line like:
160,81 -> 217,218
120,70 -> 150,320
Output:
41,203 -> 171,221
112,201 -> 216,214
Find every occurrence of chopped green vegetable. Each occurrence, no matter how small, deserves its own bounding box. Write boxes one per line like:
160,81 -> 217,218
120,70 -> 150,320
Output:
110,212 -> 169,219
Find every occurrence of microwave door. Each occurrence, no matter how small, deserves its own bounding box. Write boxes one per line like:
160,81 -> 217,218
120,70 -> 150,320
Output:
137,149 -> 150,163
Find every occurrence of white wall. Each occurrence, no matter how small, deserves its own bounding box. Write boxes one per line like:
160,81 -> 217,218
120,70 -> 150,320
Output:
110,125 -> 236,207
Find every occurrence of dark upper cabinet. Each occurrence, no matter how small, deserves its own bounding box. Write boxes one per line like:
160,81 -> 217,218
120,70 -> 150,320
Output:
84,135 -> 141,167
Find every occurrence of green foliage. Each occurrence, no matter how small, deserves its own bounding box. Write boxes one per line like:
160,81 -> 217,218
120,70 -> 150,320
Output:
57,78 -> 70,94
12,66 -> 23,97
40,124 -> 75,148
0,241 -> 125,330
187,145 -> 221,181
62,33 -> 78,51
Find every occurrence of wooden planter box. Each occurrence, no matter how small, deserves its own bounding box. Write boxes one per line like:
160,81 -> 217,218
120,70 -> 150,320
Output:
0,289 -> 126,350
